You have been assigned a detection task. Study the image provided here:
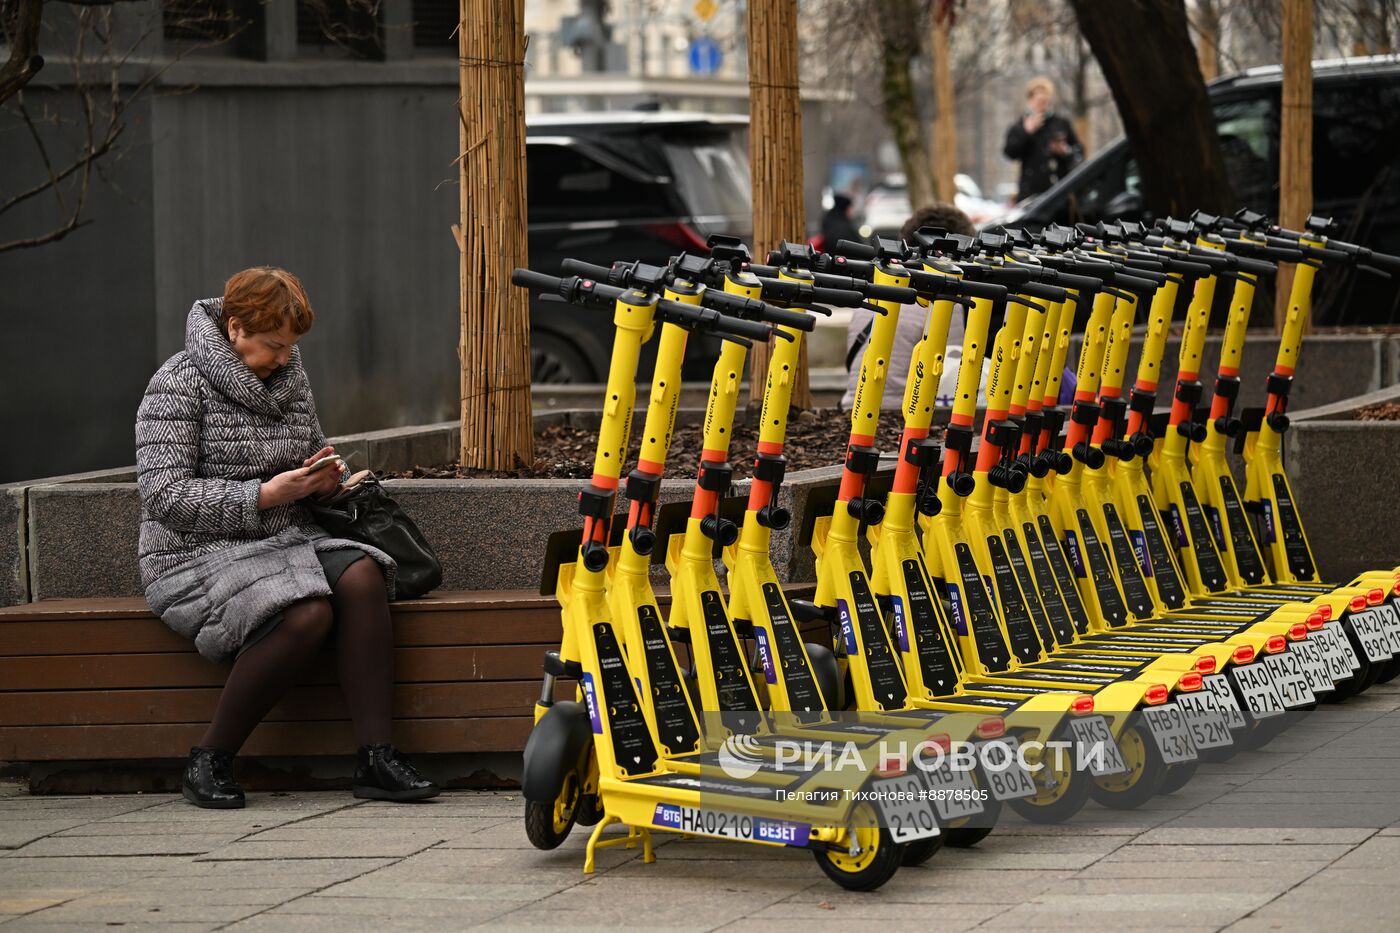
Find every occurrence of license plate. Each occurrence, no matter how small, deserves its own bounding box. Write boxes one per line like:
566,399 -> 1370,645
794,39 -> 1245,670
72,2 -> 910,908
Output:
1291,638 -> 1334,694
1265,651 -> 1316,707
1141,703 -> 1200,764
925,761 -> 985,822
1173,692 -> 1234,749
1324,621 -> 1361,673
1068,715 -> 1129,776
1230,662 -> 1286,719
1314,625 -> 1357,681
1376,603 -> 1400,655
978,738 -> 1037,801
1202,673 -> 1247,729
870,774 -> 941,843
1348,609 -> 1393,663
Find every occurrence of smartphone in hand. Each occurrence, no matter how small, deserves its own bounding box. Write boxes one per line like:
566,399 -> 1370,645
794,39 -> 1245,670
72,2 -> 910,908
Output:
305,454 -> 345,474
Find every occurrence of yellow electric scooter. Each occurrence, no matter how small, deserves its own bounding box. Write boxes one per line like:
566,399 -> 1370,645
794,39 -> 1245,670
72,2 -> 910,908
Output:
513,268 -> 916,891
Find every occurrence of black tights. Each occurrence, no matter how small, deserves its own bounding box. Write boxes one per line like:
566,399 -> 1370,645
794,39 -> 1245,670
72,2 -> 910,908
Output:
200,557 -> 394,754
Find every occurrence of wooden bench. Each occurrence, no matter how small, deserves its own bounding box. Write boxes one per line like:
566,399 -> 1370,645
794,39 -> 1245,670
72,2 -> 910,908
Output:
0,587 -> 817,763
0,592 -> 570,761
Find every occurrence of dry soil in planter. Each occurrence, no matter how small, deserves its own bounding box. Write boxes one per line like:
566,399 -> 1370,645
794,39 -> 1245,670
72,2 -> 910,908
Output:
389,409 -> 928,480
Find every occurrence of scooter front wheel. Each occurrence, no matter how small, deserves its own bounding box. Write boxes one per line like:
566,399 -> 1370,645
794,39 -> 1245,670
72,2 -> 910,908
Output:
1089,720 -> 1166,810
813,805 -> 903,891
524,769 -> 581,850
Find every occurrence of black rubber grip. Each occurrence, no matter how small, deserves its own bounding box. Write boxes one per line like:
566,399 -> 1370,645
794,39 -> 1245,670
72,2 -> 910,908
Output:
943,278 -> 1006,301
1018,282 -> 1068,302
559,258 -> 616,282
744,263 -> 780,277
976,265 -> 1036,286
811,285 -> 865,308
1047,271 -> 1104,291
757,304 -> 817,332
1233,255 -> 1276,276
713,313 -> 779,342
865,283 -> 919,303
511,269 -> 565,293
833,239 -> 878,260
1114,272 -> 1161,293
1367,250 -> 1400,273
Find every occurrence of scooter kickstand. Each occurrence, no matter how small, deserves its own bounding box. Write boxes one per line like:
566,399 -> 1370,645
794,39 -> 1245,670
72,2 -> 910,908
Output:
584,816 -> 656,873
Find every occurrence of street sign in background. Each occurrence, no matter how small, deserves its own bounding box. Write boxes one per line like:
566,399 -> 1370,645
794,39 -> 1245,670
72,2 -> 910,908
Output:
688,36 -> 722,76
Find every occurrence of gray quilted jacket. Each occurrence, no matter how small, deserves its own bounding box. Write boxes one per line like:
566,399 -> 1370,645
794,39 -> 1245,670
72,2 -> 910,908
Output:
136,299 -> 395,661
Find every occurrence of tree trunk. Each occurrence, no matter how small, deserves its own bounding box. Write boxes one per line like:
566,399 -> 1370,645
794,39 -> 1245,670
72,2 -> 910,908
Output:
929,9 -> 958,203
457,0 -> 533,469
1193,0 -> 1221,83
881,30 -> 935,210
747,0 -> 811,408
1068,0 -> 1233,218
1070,36 -> 1093,158
1275,0 -> 1313,332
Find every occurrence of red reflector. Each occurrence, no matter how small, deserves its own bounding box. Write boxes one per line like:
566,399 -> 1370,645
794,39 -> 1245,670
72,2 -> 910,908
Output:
875,764 -> 907,777
1368,587 -> 1385,606
925,732 -> 951,753
1233,645 -> 1256,665
1351,595 -> 1369,612
976,717 -> 1006,740
1070,694 -> 1095,714
1318,604 -> 1332,621
1266,635 -> 1287,653
1194,656 -> 1217,674
1288,623 -> 1307,641
1177,672 -> 1203,692
1393,582 -> 1400,597
1306,612 -> 1325,631
1144,683 -> 1169,705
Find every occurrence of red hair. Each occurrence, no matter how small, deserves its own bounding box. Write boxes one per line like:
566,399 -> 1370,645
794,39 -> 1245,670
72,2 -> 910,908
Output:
221,267 -> 315,335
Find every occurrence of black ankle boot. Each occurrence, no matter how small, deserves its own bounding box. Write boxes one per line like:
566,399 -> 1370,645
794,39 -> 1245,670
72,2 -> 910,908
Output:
353,744 -> 440,802
182,746 -> 245,809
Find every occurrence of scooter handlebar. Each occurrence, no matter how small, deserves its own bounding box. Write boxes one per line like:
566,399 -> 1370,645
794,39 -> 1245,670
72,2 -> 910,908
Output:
832,238 -> 879,261
700,290 -> 817,332
865,282 -> 920,303
559,258 -> 620,284
940,278 -> 1007,302
809,285 -> 866,308
1017,282 -> 1069,302
1044,270 -> 1104,292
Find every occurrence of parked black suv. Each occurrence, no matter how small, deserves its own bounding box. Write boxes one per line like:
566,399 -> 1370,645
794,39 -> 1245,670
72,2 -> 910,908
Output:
526,113 -> 751,382
1007,56 -> 1400,325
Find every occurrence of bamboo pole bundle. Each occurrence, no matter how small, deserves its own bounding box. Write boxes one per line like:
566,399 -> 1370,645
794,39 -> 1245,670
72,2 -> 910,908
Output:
1276,0 -> 1313,333
456,0 -> 533,469
747,0 -> 812,409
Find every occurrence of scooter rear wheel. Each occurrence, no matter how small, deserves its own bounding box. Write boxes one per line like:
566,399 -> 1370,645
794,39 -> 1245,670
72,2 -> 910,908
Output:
1089,720 -> 1166,810
1009,739 -> 1091,824
900,834 -> 945,866
524,769 -> 581,850
813,805 -> 903,891
943,794 -> 1002,847
1157,762 -> 1197,796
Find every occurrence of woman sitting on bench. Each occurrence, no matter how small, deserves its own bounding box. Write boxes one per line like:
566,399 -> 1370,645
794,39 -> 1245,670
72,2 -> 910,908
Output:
135,267 -> 439,809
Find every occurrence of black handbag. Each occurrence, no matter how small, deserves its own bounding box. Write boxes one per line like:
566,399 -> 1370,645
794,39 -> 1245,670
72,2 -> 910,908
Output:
304,473 -> 443,599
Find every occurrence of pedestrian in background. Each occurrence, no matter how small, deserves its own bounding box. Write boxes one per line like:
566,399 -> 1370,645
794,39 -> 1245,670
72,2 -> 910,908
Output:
820,193 -> 863,251
1003,76 -> 1081,201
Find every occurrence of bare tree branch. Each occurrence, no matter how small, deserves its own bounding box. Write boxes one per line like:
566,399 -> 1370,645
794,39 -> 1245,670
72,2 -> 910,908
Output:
0,0 -> 45,103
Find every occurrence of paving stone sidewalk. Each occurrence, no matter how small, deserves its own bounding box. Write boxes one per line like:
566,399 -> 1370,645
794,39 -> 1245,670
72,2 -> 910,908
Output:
6,684 -> 1400,932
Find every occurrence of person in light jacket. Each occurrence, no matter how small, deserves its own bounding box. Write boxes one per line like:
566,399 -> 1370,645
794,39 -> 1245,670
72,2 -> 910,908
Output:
136,267 -> 438,808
